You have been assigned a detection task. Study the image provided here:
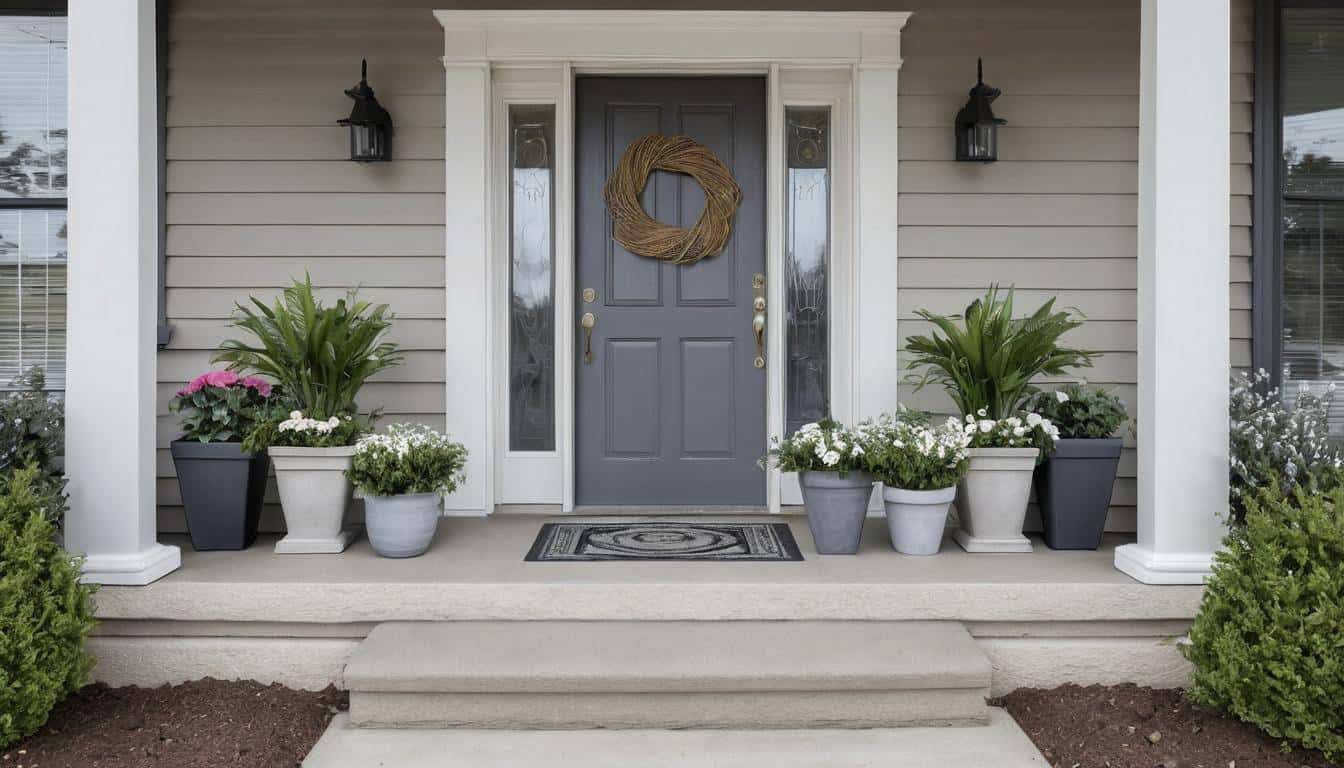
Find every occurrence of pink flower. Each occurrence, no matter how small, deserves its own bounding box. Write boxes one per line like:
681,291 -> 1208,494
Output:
241,376 -> 273,397
177,370 -> 243,397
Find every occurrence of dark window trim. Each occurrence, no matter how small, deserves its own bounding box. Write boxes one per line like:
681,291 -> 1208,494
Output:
1253,0 -> 1344,387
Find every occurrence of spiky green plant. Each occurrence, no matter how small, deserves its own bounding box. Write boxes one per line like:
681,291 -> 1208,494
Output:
904,285 -> 1097,419
213,275 -> 403,421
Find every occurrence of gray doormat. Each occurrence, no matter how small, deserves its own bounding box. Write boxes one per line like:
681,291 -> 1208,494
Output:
525,521 -> 804,562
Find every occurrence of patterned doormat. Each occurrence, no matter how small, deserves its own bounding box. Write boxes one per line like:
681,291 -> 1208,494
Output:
525,521 -> 804,562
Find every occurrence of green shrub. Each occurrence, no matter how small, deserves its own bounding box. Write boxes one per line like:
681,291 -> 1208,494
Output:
1183,484 -> 1344,761
1027,382 -> 1128,439
347,423 -> 467,497
0,465 -> 96,748
0,368 -> 64,481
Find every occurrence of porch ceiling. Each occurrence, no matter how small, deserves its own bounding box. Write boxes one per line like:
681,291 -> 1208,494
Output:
95,517 -> 1202,625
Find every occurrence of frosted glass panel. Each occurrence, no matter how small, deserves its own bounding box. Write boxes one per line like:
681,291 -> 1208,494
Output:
508,105 -> 556,451
784,108 -> 830,435
0,14 -> 67,199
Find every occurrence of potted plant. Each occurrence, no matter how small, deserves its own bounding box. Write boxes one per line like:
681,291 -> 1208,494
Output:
218,275 -> 403,554
905,285 -> 1094,553
952,411 -> 1059,552
762,419 -> 874,554
1027,382 -> 1128,550
347,424 -> 467,558
168,371 -> 274,550
869,414 -> 971,555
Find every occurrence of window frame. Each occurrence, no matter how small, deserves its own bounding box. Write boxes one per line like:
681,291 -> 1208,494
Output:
1252,0 -> 1344,386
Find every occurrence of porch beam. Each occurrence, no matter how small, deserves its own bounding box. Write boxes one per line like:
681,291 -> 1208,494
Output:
1117,0 -> 1230,584
63,0 -> 180,583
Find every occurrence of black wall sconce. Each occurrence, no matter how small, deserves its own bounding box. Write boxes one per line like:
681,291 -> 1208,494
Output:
955,58 -> 1006,162
339,59 -> 394,162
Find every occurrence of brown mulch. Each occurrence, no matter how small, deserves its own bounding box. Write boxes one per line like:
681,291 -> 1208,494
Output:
3,680 -> 347,768
996,684 -> 1338,768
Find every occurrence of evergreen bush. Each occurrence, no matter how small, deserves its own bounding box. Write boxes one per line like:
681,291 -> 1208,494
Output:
1183,484 -> 1344,761
0,465 -> 96,748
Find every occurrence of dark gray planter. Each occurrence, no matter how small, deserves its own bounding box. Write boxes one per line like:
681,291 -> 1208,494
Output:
170,440 -> 268,551
1033,437 -> 1122,550
799,470 -> 874,555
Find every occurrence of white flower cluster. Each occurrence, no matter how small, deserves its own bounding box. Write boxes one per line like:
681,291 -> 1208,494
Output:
354,422 -> 459,458
791,421 -> 866,467
1229,369 -> 1342,514
893,416 -> 972,464
278,410 -> 344,435
962,408 -> 1060,447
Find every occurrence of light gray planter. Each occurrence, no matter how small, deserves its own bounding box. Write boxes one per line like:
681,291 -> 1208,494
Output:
882,485 -> 955,556
952,447 -> 1039,553
268,445 -> 357,554
364,492 -> 441,558
1034,437 -> 1123,550
798,470 -> 875,555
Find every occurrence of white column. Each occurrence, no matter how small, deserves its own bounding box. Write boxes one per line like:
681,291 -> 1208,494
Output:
64,0 -> 179,584
1116,0 -> 1230,584
440,63 -> 493,515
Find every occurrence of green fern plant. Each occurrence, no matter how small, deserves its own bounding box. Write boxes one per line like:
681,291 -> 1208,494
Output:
213,275 -> 403,421
904,285 -> 1098,419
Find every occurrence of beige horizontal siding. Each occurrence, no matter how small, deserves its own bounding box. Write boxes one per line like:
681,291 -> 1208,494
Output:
159,0 -> 1253,536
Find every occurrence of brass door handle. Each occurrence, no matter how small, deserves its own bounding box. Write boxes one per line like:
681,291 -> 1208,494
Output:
751,273 -> 766,369
581,312 -> 596,364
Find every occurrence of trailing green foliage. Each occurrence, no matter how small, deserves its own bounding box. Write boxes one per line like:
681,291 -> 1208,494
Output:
0,368 -> 63,482
0,465 -> 96,748
904,285 -> 1097,419
214,274 -> 403,422
1027,382 -> 1128,439
347,424 -> 468,497
1183,484 -> 1344,761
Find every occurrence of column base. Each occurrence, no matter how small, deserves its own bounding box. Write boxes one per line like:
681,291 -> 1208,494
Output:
1114,543 -> 1214,585
81,542 -> 181,586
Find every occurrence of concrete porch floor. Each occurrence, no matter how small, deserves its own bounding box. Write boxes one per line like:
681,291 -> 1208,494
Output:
89,516 -> 1204,694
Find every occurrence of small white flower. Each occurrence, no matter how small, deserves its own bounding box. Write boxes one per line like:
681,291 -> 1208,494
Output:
978,420 -> 994,433
1055,391 -> 1070,404
1026,412 -> 1042,427
822,450 -> 841,466
290,410 -> 303,420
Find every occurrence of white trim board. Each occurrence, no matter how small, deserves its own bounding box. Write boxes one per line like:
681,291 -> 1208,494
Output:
435,10 -> 910,514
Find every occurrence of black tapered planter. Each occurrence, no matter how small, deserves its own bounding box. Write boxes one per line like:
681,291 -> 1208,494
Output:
1033,437 -> 1122,550
170,441 -> 268,551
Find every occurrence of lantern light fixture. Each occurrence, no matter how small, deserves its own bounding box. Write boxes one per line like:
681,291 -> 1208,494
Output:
339,59 -> 394,162
955,58 -> 1007,162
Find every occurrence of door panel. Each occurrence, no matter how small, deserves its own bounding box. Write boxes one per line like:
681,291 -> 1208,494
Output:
576,77 -> 767,507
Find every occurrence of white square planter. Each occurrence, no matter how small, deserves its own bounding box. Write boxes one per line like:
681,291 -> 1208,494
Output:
952,447 -> 1039,553
268,445 -> 358,554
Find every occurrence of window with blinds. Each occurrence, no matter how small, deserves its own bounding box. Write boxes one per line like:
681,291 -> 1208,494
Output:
1279,6 -> 1344,421
0,10 -> 67,391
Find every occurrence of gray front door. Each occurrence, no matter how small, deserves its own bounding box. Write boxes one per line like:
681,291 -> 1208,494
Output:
576,77 -> 767,507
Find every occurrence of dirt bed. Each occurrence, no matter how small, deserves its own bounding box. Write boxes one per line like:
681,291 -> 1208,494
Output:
2,680 -> 346,768
997,684 -> 1336,768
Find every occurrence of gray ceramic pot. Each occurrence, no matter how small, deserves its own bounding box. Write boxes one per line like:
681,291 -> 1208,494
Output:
882,485 -> 956,556
364,492 -> 442,558
1033,437 -> 1123,550
798,470 -> 874,555
169,441 -> 267,551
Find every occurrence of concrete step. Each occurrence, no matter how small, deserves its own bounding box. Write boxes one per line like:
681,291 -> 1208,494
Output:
343,621 -> 992,729
304,710 -> 1048,768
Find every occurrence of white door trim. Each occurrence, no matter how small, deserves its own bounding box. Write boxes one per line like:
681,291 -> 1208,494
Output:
436,10 -> 910,515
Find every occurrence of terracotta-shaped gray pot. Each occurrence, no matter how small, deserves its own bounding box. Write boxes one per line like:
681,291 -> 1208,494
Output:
169,440 -> 267,551
1033,437 -> 1122,550
799,470 -> 874,555
364,492 -> 441,558
883,485 -> 955,556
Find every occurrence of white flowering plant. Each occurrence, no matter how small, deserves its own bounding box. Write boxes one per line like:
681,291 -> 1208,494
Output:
760,419 -> 872,476
961,408 -> 1059,463
241,409 -> 365,453
346,423 -> 467,498
1229,369 -> 1342,521
866,414 -> 971,491
1026,382 -> 1127,439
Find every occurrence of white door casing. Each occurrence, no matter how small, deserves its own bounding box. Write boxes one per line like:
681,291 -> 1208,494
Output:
434,11 -> 910,514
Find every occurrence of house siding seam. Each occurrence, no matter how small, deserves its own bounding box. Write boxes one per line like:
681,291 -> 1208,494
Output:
156,0 -> 1250,534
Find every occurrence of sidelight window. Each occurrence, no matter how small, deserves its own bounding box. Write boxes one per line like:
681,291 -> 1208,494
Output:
784,107 -> 831,435
507,105 -> 557,451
